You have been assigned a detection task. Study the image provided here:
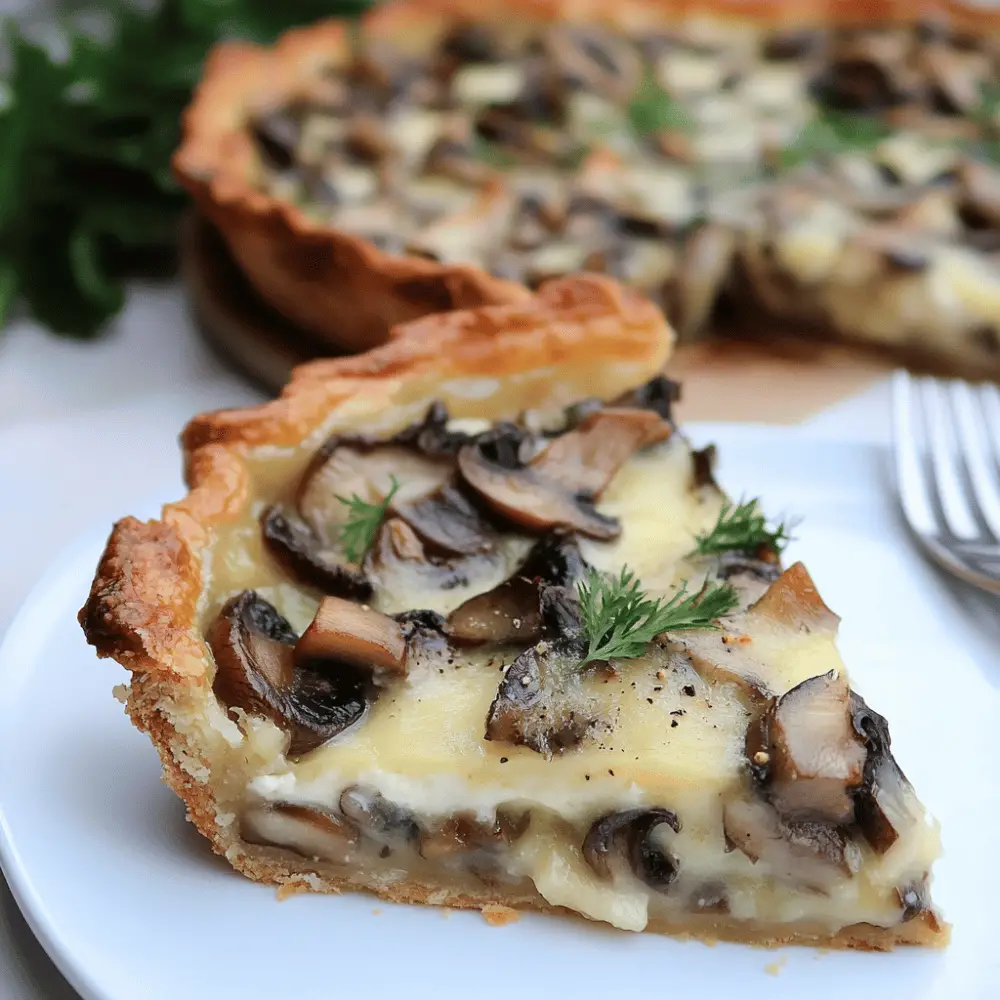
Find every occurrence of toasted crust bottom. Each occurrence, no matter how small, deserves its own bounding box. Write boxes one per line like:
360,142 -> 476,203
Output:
173,0 -> 1000,356
222,840 -> 948,950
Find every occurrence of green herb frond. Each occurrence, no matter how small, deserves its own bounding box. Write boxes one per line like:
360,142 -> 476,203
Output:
692,498 -> 795,557
627,69 -> 692,137
576,566 -> 738,667
335,475 -> 399,563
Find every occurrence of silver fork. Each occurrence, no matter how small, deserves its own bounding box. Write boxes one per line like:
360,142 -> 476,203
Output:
892,370 -> 1000,595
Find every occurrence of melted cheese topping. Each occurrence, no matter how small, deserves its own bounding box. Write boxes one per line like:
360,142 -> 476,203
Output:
213,436 -> 941,934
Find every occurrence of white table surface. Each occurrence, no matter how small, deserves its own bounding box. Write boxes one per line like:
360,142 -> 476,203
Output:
0,281 -> 894,999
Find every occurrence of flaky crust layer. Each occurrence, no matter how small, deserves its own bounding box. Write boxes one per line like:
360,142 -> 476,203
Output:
173,0 -> 1000,354
78,275 -> 946,949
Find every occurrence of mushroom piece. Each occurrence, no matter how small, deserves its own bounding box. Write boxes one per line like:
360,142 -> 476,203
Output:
542,25 -> 642,103
339,785 -> 421,849
582,808 -> 681,890
251,106 -> 302,171
612,375 -> 682,424
241,802 -> 359,864
672,222 -> 738,341
484,639 -> 593,756
958,159 -> 1000,231
392,480 -> 499,556
364,517 -> 499,614
749,670 -> 867,825
447,533 -> 586,644
295,595 -> 409,682
262,405 -> 480,596
458,408 -> 670,539
208,591 -> 370,756
723,796 -> 862,894
747,562 -> 840,634
419,808 -> 527,861
849,692 -> 923,854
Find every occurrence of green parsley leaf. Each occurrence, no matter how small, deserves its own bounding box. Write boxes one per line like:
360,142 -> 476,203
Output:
692,498 -> 795,557
335,476 -> 400,563
627,69 -> 692,137
780,110 -> 889,169
576,566 -> 738,667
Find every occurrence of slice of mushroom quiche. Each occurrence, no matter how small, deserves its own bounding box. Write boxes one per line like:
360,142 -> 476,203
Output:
80,275 -> 946,950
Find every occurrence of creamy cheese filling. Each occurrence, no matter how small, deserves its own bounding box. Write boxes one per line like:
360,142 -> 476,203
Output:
211,436 -> 941,933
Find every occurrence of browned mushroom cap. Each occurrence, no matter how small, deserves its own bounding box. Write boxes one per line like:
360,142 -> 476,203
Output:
263,405 -> 483,597
295,596 -> 408,680
364,516 -> 498,612
958,159 -> 1000,231
458,408 -> 670,539
749,670 -> 867,826
419,808 -> 527,860
542,25 -> 642,103
813,32 -> 915,112
612,375 -> 681,424
672,222 -> 738,341
583,808 -> 681,890
723,796 -> 861,894
241,802 -> 359,864
747,562 -> 840,633
392,480 -> 499,556
339,785 -> 421,848
447,533 -> 586,644
484,639 -> 592,756
850,692 -> 923,854
208,591 -> 370,756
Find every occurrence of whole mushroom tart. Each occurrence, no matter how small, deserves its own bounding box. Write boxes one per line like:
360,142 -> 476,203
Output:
176,0 -> 1000,374
80,275 -> 946,949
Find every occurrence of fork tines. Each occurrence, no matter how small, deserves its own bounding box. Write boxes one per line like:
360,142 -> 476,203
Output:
892,371 -> 1000,593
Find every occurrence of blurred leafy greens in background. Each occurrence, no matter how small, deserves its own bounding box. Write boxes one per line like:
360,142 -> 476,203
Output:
0,0 -> 372,338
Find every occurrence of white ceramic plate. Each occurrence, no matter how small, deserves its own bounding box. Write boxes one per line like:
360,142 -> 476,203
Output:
2,424 -> 999,1000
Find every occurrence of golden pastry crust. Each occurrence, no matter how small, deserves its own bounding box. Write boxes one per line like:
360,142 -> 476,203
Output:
79,275 -> 947,949
174,0 -> 1000,355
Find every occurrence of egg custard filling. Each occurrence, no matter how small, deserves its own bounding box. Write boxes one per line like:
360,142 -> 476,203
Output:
195,379 -> 944,947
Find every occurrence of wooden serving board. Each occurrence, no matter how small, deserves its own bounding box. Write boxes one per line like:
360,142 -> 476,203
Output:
179,213 -> 890,424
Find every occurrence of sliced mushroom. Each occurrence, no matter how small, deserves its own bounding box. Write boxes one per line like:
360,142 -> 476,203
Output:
612,375 -> 682,424
264,406 -> 484,596
723,796 -> 861,894
339,785 -> 421,848
251,107 -> 303,171
295,596 -> 408,681
958,159 -> 1000,231
458,409 -> 669,539
543,25 -> 641,102
262,505 -> 373,600
364,516 -> 489,610
672,221 -> 738,340
749,670 -> 867,825
440,22 -> 503,65
447,533 -> 586,644
850,692 -> 923,854
484,639 -> 593,756
241,802 -> 359,864
208,591 -> 370,756
392,480 -> 498,556
747,562 -> 840,633
582,808 -> 681,890
419,809 -> 526,860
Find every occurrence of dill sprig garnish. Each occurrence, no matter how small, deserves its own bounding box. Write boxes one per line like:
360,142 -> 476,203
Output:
576,566 -> 738,667
335,476 -> 399,563
692,498 -> 794,557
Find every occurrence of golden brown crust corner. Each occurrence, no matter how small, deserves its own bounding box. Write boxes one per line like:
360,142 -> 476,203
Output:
173,0 -> 1000,354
